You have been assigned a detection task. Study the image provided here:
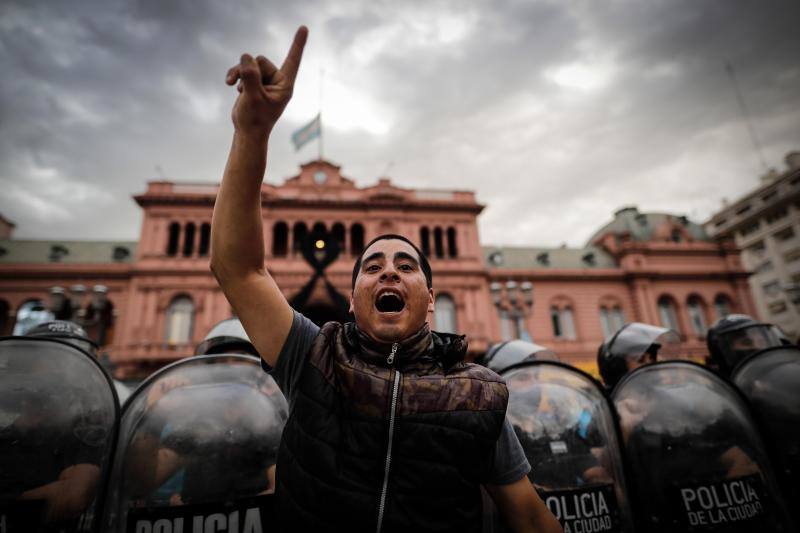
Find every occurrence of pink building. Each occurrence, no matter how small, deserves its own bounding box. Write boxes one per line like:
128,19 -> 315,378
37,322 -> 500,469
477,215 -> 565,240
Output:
0,160 -> 755,378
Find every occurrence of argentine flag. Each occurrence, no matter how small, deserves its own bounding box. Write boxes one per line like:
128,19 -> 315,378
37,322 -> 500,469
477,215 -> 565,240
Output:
291,114 -> 321,151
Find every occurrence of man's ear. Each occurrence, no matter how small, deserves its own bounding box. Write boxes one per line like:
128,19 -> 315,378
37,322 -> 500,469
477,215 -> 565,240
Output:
427,288 -> 435,314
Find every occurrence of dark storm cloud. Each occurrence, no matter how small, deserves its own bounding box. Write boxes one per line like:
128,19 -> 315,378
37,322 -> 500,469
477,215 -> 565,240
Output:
0,0 -> 798,246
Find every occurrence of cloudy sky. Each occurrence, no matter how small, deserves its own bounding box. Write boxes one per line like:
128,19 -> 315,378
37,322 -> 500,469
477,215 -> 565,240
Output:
1,0 -> 799,247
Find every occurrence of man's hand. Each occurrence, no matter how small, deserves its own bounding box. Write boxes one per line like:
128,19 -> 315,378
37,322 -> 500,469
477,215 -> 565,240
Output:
225,26 -> 308,137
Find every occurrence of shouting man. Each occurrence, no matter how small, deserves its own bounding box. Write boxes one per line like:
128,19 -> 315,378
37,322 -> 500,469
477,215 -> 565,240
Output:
210,26 -> 561,533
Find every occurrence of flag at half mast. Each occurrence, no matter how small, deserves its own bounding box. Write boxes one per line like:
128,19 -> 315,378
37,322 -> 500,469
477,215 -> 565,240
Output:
291,113 -> 321,151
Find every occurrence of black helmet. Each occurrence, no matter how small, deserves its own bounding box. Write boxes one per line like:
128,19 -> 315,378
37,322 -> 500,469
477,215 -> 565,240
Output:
195,317 -> 258,357
26,319 -> 98,356
597,322 -> 680,389
706,314 -> 782,376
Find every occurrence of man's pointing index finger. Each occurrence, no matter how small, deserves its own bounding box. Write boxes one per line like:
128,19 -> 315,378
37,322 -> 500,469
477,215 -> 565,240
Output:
280,26 -> 308,82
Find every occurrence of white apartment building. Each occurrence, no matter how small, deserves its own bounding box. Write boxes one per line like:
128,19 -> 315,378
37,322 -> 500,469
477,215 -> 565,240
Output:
705,151 -> 800,341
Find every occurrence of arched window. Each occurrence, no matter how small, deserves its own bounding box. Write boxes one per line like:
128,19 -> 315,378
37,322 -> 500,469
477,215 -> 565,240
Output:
166,222 -> 180,256
657,296 -> 681,333
433,227 -> 444,258
12,299 -> 54,335
420,227 -> 431,258
447,227 -> 458,258
198,223 -> 211,256
312,221 -> 326,235
272,221 -> 288,257
293,222 -> 308,255
332,223 -> 345,253
164,295 -> 194,345
434,294 -> 457,334
687,295 -> 708,336
599,304 -> 625,338
551,306 -> 576,339
714,294 -> 733,320
499,308 -> 514,341
350,224 -> 365,256
182,222 -> 196,257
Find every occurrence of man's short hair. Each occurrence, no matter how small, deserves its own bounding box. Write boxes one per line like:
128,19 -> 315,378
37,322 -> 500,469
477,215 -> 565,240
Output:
351,234 -> 433,290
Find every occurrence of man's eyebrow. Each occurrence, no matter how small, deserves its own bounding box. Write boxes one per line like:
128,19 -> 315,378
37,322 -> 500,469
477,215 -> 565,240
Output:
362,252 -> 385,265
394,251 -> 420,265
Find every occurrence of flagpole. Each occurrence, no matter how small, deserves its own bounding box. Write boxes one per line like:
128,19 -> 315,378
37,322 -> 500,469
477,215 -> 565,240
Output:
319,67 -> 324,162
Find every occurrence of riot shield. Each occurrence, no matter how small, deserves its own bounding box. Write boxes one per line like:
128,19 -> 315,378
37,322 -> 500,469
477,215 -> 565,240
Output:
732,346 -> 800,528
613,361 -> 791,532
484,340 -> 559,374
501,361 -> 634,532
102,354 -> 288,532
0,337 -> 119,533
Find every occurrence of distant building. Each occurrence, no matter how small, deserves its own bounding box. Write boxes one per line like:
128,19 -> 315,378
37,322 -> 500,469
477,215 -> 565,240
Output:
705,151 -> 800,340
0,160 -> 756,378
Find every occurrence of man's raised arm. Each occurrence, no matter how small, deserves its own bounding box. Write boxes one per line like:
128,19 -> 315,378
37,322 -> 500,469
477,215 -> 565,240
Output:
210,26 -> 308,368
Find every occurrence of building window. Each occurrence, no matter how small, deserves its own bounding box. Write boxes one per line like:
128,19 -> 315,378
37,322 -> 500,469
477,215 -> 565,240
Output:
13,299 -> 54,335
714,295 -> 733,319
734,204 -> 752,216
754,261 -> 774,274
350,224 -> 365,256
446,227 -> 458,258
765,208 -> 788,225
774,226 -> 795,242
332,223 -> 346,253
420,227 -> 431,258
747,240 -> 766,255
739,222 -> 760,238
164,296 -> 194,344
198,223 -> 211,256
293,222 -> 308,255
551,306 -> 576,340
499,309 -> 514,341
783,247 -> 800,264
182,222 -> 196,257
657,296 -> 681,333
687,296 -> 708,336
433,227 -> 444,258
762,280 -> 781,297
272,222 -> 288,257
434,294 -> 457,334
599,305 -> 625,338
167,222 -> 180,256
768,300 -> 788,314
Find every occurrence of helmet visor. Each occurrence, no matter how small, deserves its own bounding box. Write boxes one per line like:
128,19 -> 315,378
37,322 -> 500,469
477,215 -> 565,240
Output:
719,325 -> 781,368
609,323 -> 682,363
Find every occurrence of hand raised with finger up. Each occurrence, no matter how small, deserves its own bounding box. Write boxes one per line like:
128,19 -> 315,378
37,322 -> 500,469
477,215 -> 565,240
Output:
226,26 -> 308,137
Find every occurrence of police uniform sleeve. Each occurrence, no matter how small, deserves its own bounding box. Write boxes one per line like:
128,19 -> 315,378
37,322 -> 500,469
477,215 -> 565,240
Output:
484,415 -> 532,485
260,309 -> 320,410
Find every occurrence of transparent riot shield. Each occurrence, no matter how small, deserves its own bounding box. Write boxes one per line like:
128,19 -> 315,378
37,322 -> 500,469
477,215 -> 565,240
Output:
0,337 -> 119,533
732,346 -> 800,528
102,354 -> 288,532
484,340 -> 559,374
501,361 -> 634,532
613,360 -> 792,532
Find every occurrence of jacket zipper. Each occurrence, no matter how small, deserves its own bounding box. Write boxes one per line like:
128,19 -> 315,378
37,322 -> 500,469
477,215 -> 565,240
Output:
376,342 -> 400,533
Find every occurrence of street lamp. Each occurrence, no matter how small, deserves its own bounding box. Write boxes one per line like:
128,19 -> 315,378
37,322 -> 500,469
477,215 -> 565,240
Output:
490,280 -> 535,342
47,284 -> 112,345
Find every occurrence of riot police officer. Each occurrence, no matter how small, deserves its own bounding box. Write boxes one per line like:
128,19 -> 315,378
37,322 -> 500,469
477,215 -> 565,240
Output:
482,339 -> 559,374
597,322 -> 680,390
27,320 -> 98,357
706,314 -> 784,376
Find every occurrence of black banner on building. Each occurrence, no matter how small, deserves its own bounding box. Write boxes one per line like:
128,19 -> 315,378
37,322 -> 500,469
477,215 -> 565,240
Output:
539,483 -> 621,533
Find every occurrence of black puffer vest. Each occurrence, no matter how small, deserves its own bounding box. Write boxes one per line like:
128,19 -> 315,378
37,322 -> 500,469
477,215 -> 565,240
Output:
275,322 -> 508,532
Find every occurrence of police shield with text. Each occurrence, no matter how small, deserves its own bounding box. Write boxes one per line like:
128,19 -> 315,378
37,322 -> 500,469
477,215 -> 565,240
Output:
482,340 -> 559,374
613,360 -> 792,532
732,345 -> 800,529
501,361 -> 635,532
102,354 -> 288,533
0,336 -> 119,533
706,314 -> 783,377
597,322 -> 681,391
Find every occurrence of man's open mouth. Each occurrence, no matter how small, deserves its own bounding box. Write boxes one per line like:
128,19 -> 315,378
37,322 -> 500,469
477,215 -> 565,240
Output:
375,290 -> 406,313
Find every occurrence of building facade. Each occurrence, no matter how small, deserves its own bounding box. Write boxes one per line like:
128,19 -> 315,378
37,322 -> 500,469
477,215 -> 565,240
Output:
0,160 -> 756,378
705,151 -> 800,341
